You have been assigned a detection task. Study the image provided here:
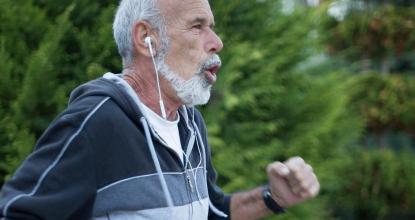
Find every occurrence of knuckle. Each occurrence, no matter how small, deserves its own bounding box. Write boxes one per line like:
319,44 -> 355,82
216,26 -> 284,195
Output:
294,156 -> 305,164
311,189 -> 318,197
285,159 -> 294,167
311,184 -> 320,196
292,169 -> 303,180
313,175 -> 320,185
288,156 -> 303,166
306,164 -> 313,171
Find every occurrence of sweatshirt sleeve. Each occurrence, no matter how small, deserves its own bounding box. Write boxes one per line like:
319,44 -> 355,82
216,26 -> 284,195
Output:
0,99 -> 103,220
206,153 -> 231,220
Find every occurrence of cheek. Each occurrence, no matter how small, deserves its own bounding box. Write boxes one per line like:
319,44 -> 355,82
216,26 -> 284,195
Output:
175,36 -> 202,62
166,35 -> 204,77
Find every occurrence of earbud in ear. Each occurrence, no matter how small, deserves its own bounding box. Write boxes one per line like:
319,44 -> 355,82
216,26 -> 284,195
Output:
144,36 -> 155,58
144,36 -> 152,48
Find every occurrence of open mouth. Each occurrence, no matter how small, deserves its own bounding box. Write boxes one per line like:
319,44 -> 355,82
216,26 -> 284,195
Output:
204,65 -> 220,84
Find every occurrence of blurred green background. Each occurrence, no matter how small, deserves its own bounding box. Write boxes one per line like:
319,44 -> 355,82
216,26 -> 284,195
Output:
1,0 -> 414,219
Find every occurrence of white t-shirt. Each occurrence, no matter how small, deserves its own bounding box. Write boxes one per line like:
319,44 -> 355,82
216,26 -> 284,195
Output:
102,72 -> 184,164
140,104 -> 184,164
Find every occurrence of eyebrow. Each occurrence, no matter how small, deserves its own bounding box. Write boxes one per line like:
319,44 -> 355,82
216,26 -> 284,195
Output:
192,17 -> 215,28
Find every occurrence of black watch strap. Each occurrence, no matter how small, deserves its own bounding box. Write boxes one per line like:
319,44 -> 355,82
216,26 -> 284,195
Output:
262,184 -> 285,214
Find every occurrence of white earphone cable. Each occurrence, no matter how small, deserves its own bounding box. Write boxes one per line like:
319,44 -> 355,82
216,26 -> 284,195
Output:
146,37 -> 167,119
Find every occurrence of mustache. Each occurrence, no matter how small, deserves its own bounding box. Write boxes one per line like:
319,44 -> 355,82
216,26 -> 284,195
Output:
200,54 -> 221,72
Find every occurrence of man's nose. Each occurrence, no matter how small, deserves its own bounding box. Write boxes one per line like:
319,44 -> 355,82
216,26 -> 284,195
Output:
206,29 -> 223,54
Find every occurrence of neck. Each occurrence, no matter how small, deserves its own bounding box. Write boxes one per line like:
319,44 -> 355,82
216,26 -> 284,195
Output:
123,62 -> 183,121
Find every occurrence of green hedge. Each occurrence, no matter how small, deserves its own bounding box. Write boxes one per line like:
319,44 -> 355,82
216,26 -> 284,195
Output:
351,73 -> 415,135
328,148 -> 415,219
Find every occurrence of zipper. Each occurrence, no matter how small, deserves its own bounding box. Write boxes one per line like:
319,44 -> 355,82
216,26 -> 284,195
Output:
186,174 -> 194,192
141,110 -> 199,219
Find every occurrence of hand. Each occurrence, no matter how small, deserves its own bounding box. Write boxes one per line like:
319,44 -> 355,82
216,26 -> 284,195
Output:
266,156 -> 320,208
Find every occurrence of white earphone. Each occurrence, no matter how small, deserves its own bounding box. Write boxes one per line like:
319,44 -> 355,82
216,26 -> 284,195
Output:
145,36 -> 154,55
144,36 -> 151,44
145,36 -> 167,120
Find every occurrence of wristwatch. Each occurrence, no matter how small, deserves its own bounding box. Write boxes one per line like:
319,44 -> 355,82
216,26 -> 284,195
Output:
262,184 -> 286,214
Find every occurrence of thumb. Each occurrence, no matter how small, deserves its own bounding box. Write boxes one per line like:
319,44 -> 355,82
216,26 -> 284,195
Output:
266,162 -> 292,207
267,162 -> 290,177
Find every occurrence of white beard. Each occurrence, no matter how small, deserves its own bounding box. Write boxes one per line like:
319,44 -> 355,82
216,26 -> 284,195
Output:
156,54 -> 221,106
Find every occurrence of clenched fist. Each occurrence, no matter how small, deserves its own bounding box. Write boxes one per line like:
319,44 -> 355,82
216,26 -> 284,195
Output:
266,156 -> 320,208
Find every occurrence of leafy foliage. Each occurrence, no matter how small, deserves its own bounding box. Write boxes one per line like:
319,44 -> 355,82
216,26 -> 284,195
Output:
329,148 -> 415,219
0,0 -> 120,186
320,1 -> 415,74
351,73 -> 415,135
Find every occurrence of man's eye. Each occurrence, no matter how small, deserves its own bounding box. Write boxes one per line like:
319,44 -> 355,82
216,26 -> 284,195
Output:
192,24 -> 202,29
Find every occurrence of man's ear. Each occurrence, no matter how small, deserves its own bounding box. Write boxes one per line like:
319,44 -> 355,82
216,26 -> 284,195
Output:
132,21 -> 159,58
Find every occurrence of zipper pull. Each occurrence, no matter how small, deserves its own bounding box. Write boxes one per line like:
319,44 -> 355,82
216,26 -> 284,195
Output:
187,175 -> 194,192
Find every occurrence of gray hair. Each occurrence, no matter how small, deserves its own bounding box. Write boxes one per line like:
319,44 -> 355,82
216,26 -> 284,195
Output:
113,0 -> 167,66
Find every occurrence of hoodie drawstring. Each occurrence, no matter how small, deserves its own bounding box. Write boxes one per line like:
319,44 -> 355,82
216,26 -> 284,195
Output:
140,117 -> 174,207
192,118 -> 228,218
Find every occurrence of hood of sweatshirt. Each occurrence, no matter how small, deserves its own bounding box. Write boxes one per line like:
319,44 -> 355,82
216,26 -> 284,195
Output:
68,74 -> 144,125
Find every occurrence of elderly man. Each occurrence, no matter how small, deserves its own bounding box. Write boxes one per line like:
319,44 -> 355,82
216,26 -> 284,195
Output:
0,0 -> 319,219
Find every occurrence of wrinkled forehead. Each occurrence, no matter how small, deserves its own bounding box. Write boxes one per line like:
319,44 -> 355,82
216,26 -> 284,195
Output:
157,0 -> 214,26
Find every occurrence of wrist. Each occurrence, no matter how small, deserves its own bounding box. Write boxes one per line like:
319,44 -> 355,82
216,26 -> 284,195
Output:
262,184 -> 285,214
